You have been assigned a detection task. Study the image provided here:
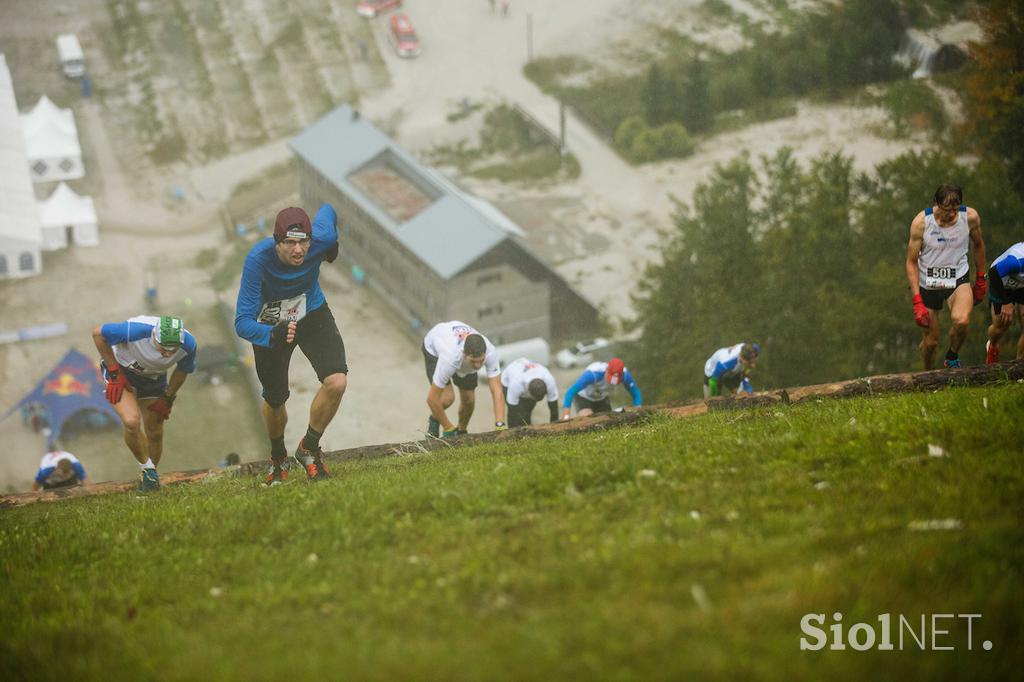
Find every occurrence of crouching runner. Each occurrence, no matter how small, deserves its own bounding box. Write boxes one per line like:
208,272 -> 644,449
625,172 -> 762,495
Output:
91,315 -> 197,492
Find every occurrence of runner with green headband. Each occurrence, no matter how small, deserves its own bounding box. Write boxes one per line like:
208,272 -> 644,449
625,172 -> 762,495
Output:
91,315 -> 198,493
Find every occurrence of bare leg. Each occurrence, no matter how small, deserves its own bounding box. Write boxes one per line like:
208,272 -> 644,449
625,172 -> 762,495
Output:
920,316 -> 940,370
309,373 -> 347,432
946,285 -> 973,354
1016,305 -> 1024,360
576,408 -> 594,417
987,313 -> 1010,346
140,401 -> 165,466
112,391 -> 149,465
457,387 -> 476,429
263,401 -> 288,440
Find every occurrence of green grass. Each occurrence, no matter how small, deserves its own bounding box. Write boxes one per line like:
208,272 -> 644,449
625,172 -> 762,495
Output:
2,385 -> 1022,679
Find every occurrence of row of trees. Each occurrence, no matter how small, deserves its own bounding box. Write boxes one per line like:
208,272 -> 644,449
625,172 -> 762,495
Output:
639,0 -> 908,140
960,0 -> 1024,202
628,149 -> 1023,402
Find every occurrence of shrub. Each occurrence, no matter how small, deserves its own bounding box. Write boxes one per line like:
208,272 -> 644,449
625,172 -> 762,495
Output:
614,115 -> 647,151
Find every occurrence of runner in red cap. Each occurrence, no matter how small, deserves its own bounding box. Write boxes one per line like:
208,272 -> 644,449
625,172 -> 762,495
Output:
560,358 -> 642,419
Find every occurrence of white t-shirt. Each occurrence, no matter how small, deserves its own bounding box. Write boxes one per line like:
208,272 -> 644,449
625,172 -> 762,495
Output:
423,321 -> 500,388
501,358 -> 558,406
101,316 -> 198,378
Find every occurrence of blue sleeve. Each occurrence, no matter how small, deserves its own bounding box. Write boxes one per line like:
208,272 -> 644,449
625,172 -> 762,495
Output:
35,467 -> 53,484
309,204 -> 338,259
624,371 -> 642,406
72,462 -> 86,480
101,321 -> 154,345
234,253 -> 273,347
711,358 -> 738,379
176,331 -> 198,373
995,255 -> 1023,278
563,371 -> 597,409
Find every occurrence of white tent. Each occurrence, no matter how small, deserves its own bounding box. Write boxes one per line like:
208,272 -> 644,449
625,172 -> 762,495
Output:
21,94 -> 83,183
38,182 -> 99,249
0,55 -> 43,279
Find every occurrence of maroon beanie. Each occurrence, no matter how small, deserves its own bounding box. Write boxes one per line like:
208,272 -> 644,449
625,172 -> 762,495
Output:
274,207 -> 312,243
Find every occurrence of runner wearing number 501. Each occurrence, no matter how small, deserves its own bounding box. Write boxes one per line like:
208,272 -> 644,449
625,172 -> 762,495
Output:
235,205 -> 346,486
905,183 -> 987,370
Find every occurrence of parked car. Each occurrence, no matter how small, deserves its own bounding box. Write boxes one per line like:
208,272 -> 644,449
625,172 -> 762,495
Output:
56,34 -> 85,78
356,0 -> 402,18
555,337 -> 611,369
388,13 -> 421,58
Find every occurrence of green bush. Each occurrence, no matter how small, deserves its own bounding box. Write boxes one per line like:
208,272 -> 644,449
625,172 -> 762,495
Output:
656,123 -> 694,158
614,115 -> 647,151
622,121 -> 694,163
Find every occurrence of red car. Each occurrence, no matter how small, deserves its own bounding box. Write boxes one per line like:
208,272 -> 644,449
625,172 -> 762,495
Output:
356,0 -> 402,18
389,13 -> 421,58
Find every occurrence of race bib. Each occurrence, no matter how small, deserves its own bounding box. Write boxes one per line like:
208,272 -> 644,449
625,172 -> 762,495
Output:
259,293 -> 307,324
925,266 -> 957,290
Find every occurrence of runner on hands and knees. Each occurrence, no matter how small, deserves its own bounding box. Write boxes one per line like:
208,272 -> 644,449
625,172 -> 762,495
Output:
906,183 -> 987,369
92,315 -> 197,492
235,205 -> 345,486
985,241 -> 1024,363
561,358 -> 641,420
32,449 -> 87,491
422,321 -> 506,437
500,357 -> 559,427
703,342 -> 760,398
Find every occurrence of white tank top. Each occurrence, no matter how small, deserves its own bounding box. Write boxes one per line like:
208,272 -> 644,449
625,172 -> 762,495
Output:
918,206 -> 969,290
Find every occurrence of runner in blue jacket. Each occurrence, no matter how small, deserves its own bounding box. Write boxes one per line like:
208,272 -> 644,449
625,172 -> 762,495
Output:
235,204 -> 345,486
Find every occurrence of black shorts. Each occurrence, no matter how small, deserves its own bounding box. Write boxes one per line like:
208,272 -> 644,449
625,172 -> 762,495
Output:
503,386 -> 538,426
920,273 -> 970,311
990,290 -> 1024,316
573,394 -> 611,414
423,344 -> 477,391
253,304 -> 348,407
102,362 -> 167,400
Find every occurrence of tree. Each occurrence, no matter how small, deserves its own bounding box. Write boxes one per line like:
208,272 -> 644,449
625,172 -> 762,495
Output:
679,57 -> 713,134
631,156 -> 761,401
631,148 -> 1024,403
644,63 -> 676,127
960,0 -> 1024,200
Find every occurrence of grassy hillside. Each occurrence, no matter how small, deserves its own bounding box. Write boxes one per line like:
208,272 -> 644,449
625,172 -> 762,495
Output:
2,385 -> 1022,680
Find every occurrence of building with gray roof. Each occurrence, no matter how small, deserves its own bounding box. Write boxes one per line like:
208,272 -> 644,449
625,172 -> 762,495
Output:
289,105 -> 597,345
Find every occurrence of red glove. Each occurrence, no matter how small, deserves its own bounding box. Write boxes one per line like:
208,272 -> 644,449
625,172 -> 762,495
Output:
972,275 -> 987,304
912,293 -> 931,328
149,393 -> 175,421
105,365 -> 128,404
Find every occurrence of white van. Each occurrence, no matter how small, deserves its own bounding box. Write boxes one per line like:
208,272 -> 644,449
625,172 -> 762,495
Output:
56,34 -> 85,78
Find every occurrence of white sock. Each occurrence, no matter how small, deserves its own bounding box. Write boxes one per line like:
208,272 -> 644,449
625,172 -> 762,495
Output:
140,459 -> 156,470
